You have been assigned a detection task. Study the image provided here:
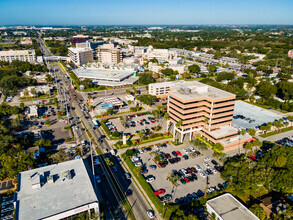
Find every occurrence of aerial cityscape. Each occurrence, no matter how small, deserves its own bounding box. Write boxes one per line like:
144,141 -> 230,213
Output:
0,1 -> 293,220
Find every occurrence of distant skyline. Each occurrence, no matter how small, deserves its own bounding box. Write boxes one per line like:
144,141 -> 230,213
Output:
1,0 -> 293,26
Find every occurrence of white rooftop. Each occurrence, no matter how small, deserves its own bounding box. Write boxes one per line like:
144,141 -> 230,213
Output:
207,193 -> 259,220
15,159 -> 98,220
210,125 -> 238,138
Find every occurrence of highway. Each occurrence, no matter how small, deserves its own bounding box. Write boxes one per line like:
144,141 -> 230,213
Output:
38,37 -> 154,219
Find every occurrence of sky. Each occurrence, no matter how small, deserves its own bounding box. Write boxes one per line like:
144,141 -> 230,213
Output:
0,0 -> 293,25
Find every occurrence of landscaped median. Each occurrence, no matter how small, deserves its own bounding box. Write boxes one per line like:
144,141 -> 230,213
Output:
260,126 -> 293,138
115,132 -> 172,149
122,150 -> 178,219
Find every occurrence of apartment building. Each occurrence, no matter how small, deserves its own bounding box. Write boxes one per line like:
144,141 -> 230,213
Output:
96,43 -> 122,64
68,47 -> 94,66
149,81 -> 252,149
0,49 -> 36,63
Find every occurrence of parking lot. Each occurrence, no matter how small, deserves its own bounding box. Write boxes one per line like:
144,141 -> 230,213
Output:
0,195 -> 14,220
107,112 -> 165,136
131,142 -> 225,202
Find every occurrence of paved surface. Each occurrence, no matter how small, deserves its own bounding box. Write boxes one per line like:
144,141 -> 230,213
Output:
137,142 -> 224,201
257,129 -> 293,142
50,57 -> 154,220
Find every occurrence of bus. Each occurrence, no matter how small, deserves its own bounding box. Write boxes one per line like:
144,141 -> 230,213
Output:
92,119 -> 100,128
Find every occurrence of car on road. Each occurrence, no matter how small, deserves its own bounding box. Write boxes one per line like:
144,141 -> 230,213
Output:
95,175 -> 101,183
112,166 -> 118,172
147,210 -> 154,219
125,189 -> 133,196
125,173 -> 131,179
154,189 -> 165,195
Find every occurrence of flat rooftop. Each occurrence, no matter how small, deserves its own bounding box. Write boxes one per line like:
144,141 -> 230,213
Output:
15,159 -> 98,220
74,67 -> 135,82
210,125 -> 238,138
233,101 -> 281,129
207,193 -> 259,220
168,81 -> 235,100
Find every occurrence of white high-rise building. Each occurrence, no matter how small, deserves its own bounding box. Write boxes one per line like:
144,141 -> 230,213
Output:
0,50 -> 36,63
68,47 -> 93,66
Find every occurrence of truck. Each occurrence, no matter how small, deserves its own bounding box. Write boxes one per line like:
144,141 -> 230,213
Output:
92,119 -> 100,128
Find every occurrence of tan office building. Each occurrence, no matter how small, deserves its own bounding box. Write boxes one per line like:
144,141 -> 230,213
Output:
149,81 -> 252,149
96,43 -> 122,64
0,49 -> 36,63
68,47 -> 93,66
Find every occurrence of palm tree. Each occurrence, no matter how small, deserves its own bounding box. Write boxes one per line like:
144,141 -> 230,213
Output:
164,113 -> 169,132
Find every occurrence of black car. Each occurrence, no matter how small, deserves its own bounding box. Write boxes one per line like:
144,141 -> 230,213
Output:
197,189 -> 204,197
169,158 -> 175,164
207,169 -> 213,175
182,155 -> 189,160
175,157 -> 181,162
145,147 -> 152,151
215,165 -> 223,172
188,176 -> 194,182
211,160 -> 218,166
172,151 -> 177,157
180,178 -> 186,184
125,189 -> 133,196
191,173 -> 198,180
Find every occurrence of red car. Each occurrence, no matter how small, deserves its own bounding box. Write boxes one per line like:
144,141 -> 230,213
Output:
150,120 -> 155,123
154,189 -> 165,195
176,151 -> 182,156
140,119 -> 144,122
183,177 -> 190,183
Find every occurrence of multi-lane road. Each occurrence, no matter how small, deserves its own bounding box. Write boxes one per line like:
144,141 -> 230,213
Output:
38,37 -> 155,219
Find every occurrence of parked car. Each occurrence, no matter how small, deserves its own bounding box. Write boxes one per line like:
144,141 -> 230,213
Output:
154,189 -> 165,195
176,151 -> 182,156
149,165 -> 157,170
147,210 -> 154,219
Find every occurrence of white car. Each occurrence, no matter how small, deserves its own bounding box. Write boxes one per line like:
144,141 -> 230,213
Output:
95,175 -> 101,183
134,161 -> 142,166
211,168 -> 217,174
203,162 -> 211,168
139,149 -> 144,154
204,156 -> 211,161
190,147 -> 195,152
146,177 -> 155,183
199,172 -> 206,178
147,210 -> 154,218
103,148 -> 109,153
181,169 -> 188,175
195,164 -> 202,171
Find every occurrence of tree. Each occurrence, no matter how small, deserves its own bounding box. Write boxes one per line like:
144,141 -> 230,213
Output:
164,113 -> 169,132
188,64 -> 200,73
126,89 -> 131,95
80,78 -> 94,89
138,73 -> 156,85
19,102 -> 24,109
241,129 -> 246,136
132,87 -> 138,94
244,142 -> 253,151
45,74 -> 53,83
127,100 -> 132,105
182,72 -> 191,79
175,120 -> 182,128
207,64 -> 217,74
106,108 -> 114,115
247,128 -> 256,136
249,204 -> 266,220
34,139 -> 51,147
216,72 -> 235,82
30,88 -> 37,96
256,81 -> 277,99
275,155 -> 287,167
161,68 -> 174,76
213,143 -> 224,153
45,119 -> 51,126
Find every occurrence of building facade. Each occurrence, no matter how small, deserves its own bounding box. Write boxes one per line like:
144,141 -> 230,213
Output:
288,50 -> 293,59
68,47 -> 94,66
149,81 -> 252,149
0,50 -> 36,63
96,43 -> 122,64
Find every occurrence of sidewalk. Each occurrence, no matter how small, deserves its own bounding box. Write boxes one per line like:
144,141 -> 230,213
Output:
256,129 -> 293,142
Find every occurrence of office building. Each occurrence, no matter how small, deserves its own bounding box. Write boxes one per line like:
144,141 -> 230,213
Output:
149,81 -> 252,149
68,47 -> 94,66
15,159 -> 99,220
20,37 -> 32,45
70,34 -> 90,44
206,193 -> 259,220
96,43 -> 122,64
0,50 -> 36,63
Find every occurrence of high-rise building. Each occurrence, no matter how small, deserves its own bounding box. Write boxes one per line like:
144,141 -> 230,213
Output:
0,50 -> 36,63
96,43 -> 122,64
68,47 -> 93,66
149,81 -> 252,149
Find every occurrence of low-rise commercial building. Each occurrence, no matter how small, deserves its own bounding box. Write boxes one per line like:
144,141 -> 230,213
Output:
70,34 -> 90,44
206,193 -> 259,220
27,105 -> 38,118
20,37 -> 33,45
68,47 -> 94,66
0,50 -> 36,63
15,159 -> 99,220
